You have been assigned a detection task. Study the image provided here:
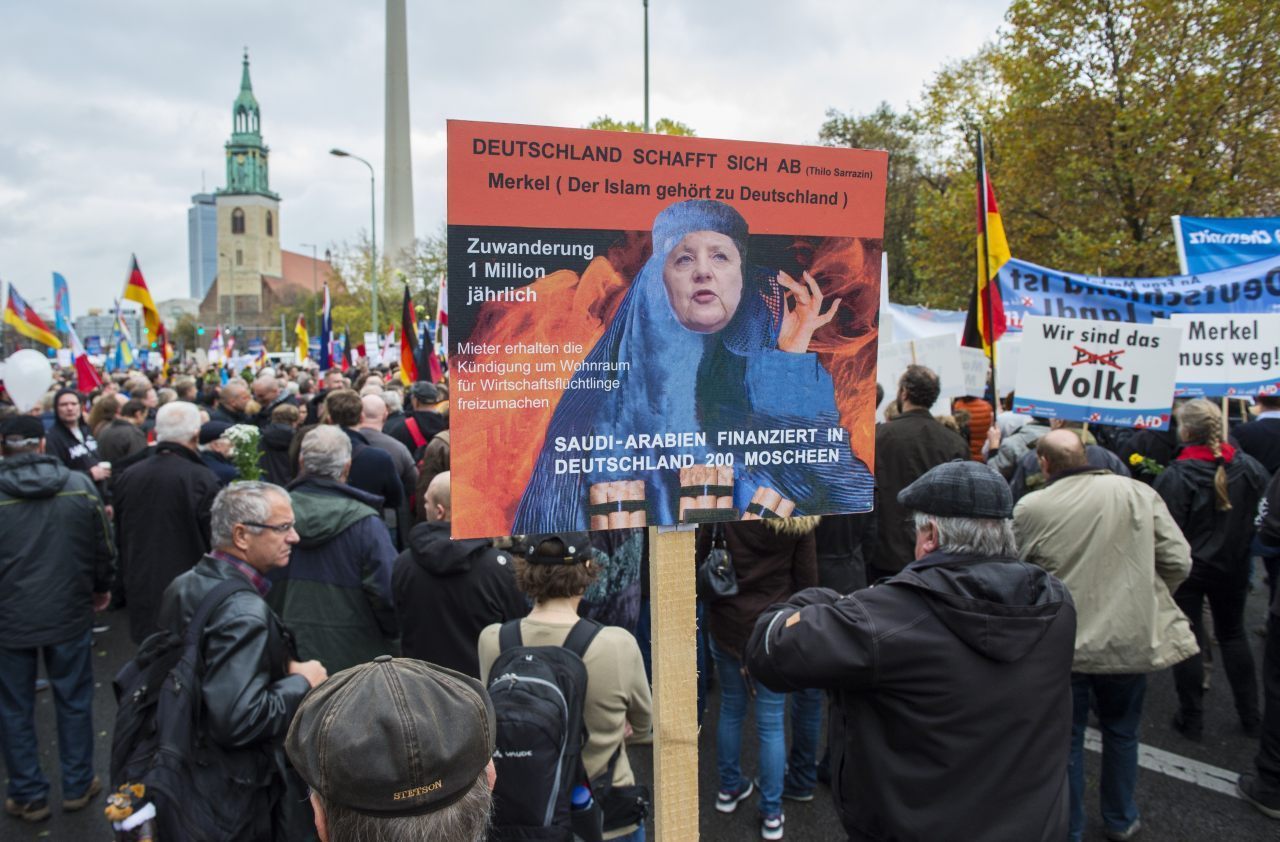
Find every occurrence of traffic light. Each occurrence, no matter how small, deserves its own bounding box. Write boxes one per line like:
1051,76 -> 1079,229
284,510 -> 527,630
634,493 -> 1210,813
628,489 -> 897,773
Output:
197,324 -> 206,336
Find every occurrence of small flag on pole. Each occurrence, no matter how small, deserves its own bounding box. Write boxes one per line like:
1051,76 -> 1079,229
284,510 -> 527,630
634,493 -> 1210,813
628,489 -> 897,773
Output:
962,136 -> 1011,359
68,325 -> 102,392
4,284 -> 62,348
294,314 -> 309,364
53,273 -> 71,334
400,284 -> 418,384
319,284 -> 332,370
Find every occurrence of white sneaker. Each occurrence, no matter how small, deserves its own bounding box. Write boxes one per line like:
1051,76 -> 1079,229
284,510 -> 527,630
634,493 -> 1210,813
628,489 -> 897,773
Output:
761,812 -> 785,840
715,780 -> 755,814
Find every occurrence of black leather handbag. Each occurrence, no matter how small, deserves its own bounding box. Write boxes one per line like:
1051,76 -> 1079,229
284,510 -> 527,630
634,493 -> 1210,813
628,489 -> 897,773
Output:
696,524 -> 738,601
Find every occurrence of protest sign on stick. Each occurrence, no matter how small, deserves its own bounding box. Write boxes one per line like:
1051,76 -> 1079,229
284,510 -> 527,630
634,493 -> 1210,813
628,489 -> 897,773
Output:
448,120 -> 886,840
1013,316 -> 1181,429
876,334 -> 965,416
959,347 -> 990,397
1165,313 -> 1280,398
447,120 -> 887,539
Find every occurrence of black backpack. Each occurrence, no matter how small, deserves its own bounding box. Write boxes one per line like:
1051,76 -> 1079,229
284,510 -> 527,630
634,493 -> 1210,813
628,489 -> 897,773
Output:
109,577 -> 275,842
487,618 -> 603,842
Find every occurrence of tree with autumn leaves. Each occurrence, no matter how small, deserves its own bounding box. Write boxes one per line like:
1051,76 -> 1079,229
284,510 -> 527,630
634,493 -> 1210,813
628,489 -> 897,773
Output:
823,0 -> 1280,309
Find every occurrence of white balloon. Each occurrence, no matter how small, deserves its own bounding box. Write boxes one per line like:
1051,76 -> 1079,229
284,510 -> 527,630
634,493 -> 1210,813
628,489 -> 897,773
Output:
3,349 -> 53,412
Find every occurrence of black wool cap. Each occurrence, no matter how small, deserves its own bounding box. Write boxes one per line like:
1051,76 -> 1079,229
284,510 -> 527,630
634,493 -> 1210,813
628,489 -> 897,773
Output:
0,416 -> 46,440
521,532 -> 592,565
897,459 -> 1013,520
198,421 -> 232,444
285,656 -> 496,817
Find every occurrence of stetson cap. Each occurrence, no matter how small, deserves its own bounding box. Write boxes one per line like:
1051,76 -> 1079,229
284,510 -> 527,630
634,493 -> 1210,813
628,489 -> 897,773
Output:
285,656 -> 495,816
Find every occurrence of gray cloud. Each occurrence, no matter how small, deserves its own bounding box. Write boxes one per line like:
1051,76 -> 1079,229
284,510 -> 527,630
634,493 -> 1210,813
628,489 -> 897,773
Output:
0,0 -> 1008,314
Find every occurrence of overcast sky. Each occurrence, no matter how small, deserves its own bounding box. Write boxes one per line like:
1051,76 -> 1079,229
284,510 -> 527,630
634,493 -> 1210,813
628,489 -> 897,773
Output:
0,0 -> 1009,315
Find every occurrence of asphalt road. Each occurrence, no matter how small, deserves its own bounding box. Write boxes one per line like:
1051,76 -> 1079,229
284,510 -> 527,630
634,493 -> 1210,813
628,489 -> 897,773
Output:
6,585 -> 1275,841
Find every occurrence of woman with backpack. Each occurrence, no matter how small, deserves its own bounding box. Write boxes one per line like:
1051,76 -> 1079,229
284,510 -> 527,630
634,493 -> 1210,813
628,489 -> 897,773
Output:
1155,398 -> 1269,740
699,516 -> 820,841
478,533 -> 652,842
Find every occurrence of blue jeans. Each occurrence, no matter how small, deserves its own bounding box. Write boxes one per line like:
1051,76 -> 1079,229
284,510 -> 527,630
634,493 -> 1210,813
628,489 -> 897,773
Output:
1069,673 -> 1146,841
0,631 -> 96,802
608,821 -> 645,842
786,688 -> 824,793
709,637 -> 785,817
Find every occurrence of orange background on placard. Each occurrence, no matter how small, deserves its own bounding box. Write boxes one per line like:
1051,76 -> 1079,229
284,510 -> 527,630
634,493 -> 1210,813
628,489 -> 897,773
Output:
447,120 -> 887,237
447,121 -> 886,539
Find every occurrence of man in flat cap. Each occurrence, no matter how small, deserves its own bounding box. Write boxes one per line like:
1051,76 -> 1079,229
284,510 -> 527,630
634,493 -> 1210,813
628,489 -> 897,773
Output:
0,416 -> 115,822
286,656 -> 496,842
746,460 -> 1077,842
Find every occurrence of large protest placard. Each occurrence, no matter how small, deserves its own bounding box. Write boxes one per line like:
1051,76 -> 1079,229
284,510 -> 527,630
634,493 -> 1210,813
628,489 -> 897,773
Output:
1013,316 -> 1181,429
447,120 -> 886,539
1173,215 -> 1280,274
995,255 -> 1280,332
1165,313 -> 1280,398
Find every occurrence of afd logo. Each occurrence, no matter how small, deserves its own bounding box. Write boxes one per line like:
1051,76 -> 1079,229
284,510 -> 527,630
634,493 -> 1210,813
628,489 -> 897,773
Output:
1187,229 -> 1275,246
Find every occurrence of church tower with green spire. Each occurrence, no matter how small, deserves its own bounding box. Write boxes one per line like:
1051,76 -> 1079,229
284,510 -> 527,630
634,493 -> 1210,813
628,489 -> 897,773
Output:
214,48 -> 281,317
222,48 -> 277,198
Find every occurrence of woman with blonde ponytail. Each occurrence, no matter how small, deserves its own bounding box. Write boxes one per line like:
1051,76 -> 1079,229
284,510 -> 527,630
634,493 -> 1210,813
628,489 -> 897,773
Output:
1154,398 -> 1269,740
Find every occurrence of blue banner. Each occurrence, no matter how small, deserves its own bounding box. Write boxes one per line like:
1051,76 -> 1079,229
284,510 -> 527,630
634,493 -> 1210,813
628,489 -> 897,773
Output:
996,255 -> 1280,333
1174,215 -> 1280,274
52,273 -> 71,333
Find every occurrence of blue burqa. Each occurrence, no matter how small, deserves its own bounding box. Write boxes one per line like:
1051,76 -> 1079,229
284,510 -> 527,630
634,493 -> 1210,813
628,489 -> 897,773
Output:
514,200 -> 873,532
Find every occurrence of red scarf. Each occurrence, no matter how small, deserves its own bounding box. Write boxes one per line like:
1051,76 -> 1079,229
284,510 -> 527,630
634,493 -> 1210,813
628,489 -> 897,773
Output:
1177,442 -> 1235,463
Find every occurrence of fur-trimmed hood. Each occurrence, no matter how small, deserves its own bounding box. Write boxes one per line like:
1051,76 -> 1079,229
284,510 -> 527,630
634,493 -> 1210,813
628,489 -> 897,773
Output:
761,515 -> 820,536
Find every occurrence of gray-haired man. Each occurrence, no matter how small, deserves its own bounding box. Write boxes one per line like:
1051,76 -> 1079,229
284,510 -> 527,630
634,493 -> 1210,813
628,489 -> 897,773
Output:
746,461 -> 1076,842
156,481 -> 326,839
114,401 -> 222,643
268,426 -> 399,673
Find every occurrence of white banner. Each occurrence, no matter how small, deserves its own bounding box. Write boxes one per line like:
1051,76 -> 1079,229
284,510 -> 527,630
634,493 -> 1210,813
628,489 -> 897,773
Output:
1013,316 -> 1181,429
877,333 -> 966,413
995,336 -> 1021,397
959,347 -> 989,396
1165,313 -> 1280,398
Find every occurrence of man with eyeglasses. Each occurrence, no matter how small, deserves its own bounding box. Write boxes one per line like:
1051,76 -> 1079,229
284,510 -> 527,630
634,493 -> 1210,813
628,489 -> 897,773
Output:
155,480 -> 327,840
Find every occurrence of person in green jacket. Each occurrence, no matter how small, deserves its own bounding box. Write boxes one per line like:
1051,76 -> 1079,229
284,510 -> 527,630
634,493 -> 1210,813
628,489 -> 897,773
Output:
267,425 -> 399,672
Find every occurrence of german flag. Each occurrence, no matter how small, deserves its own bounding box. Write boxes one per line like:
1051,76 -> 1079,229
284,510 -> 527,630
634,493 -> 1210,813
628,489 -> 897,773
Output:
400,284 -> 419,385
963,136 -> 1010,358
123,255 -> 168,372
123,255 -> 160,337
4,283 -> 61,348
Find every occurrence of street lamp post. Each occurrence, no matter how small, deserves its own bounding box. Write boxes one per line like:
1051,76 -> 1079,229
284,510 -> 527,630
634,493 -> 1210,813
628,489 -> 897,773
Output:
330,148 -> 377,334
643,0 -> 650,132
299,242 -> 319,335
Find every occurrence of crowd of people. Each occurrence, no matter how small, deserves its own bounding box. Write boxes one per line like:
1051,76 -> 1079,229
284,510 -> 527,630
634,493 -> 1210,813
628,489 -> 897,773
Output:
0,356 -> 1277,841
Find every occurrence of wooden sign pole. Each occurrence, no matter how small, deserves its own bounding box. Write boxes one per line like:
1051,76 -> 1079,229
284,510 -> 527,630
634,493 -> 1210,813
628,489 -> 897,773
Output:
648,525 -> 699,840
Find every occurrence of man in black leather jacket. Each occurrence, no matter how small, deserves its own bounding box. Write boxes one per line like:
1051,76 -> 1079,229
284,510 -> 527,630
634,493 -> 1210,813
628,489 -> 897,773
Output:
156,481 -> 326,840
747,461 -> 1076,842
